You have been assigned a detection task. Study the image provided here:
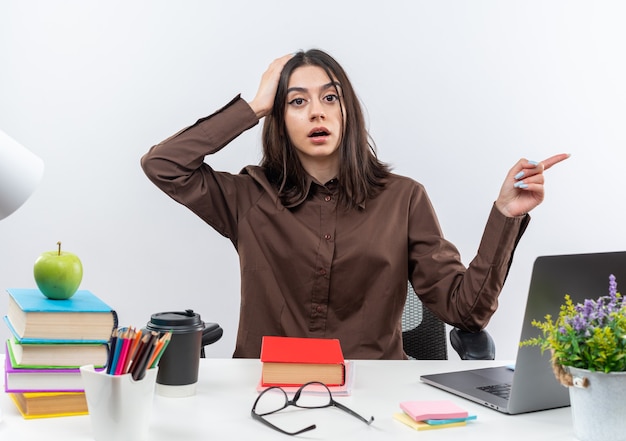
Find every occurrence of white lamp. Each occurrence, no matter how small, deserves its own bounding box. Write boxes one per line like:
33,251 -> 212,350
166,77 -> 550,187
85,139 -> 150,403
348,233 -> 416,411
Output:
0,129 -> 44,220
0,130 -> 43,423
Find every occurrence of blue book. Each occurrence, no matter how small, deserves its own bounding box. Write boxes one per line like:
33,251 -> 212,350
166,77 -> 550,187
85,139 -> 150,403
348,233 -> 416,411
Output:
5,288 -> 118,343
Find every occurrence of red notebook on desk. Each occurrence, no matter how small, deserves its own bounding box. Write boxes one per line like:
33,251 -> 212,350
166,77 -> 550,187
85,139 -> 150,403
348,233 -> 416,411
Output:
257,361 -> 355,396
260,336 -> 346,387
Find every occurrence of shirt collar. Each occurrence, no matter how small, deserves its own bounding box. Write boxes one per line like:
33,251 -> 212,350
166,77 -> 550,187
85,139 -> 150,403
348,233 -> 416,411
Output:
243,166 -> 365,209
305,176 -> 366,210
283,175 -> 315,208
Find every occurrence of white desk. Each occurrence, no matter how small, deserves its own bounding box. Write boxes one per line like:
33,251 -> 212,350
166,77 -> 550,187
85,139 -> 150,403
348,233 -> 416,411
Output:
1,357 -> 575,440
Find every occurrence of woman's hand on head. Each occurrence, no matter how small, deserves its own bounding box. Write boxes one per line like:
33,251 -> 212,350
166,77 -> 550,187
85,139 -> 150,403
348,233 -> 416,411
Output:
495,153 -> 570,217
248,53 -> 294,119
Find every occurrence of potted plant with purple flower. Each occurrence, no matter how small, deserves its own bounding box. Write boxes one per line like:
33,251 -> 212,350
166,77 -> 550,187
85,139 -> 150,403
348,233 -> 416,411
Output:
521,274 -> 626,441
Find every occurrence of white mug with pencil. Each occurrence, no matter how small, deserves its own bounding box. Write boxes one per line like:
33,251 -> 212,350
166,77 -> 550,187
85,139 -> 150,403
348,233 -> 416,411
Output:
106,327 -> 172,380
80,325 -> 171,441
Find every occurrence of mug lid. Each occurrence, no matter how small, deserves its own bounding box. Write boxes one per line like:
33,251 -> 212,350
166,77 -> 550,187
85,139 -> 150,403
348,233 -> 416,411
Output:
147,309 -> 204,332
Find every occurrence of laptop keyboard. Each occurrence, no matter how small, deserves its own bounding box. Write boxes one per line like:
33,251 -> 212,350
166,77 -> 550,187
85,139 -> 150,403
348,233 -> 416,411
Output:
477,383 -> 512,400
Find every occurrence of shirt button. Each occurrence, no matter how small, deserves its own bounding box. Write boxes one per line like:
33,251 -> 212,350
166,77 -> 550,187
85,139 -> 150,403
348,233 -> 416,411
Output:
324,195 -> 331,202
318,268 -> 327,276
324,234 -> 331,240
316,305 -> 323,313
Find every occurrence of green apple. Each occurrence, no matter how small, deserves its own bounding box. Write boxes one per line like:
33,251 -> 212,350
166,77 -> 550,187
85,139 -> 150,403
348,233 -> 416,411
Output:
33,241 -> 83,300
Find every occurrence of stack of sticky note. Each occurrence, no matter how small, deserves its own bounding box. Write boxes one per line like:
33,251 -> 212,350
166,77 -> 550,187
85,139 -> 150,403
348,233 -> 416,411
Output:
394,400 -> 477,431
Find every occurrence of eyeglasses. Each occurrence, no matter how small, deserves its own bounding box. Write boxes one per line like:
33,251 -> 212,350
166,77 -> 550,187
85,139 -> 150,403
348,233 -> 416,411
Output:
251,381 -> 374,436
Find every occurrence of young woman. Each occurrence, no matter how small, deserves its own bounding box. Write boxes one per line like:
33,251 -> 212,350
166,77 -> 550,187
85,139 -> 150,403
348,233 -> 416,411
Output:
141,49 -> 569,359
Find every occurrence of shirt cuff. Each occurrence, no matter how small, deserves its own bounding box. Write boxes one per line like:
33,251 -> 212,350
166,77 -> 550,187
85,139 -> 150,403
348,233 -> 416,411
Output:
477,203 -> 530,267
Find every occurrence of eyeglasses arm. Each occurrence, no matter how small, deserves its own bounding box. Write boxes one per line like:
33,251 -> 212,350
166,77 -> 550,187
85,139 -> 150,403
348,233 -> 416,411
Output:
331,400 -> 375,425
251,410 -> 317,436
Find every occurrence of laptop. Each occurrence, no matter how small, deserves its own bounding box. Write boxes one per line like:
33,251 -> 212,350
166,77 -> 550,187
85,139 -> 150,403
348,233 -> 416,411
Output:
420,251 -> 626,414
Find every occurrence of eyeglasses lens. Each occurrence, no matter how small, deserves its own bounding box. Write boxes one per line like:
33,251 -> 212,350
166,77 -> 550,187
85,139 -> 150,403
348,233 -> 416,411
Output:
295,383 -> 333,408
255,388 -> 288,416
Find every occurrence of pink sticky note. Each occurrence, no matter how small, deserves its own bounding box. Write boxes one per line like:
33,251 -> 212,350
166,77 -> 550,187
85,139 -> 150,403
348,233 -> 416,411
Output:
399,400 -> 468,422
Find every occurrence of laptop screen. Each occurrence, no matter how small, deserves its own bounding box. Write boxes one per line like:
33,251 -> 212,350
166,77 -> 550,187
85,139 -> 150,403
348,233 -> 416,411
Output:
511,251 -> 626,413
421,251 -> 626,414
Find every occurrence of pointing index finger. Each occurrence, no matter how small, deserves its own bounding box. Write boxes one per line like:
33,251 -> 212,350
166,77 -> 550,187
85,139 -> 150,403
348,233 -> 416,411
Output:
541,153 -> 571,171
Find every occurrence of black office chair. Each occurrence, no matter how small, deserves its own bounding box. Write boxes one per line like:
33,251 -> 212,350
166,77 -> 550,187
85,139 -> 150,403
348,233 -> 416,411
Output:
402,282 -> 496,360
200,322 -> 224,358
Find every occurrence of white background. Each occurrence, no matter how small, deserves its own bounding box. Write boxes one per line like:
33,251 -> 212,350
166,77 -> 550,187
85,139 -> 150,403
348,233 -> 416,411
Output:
1,1 -> 625,360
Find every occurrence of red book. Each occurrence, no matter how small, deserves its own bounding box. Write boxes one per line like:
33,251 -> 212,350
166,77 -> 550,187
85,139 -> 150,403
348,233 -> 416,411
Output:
260,336 -> 346,387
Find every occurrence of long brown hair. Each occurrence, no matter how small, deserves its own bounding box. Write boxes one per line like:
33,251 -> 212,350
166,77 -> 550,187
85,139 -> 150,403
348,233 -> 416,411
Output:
261,49 -> 390,208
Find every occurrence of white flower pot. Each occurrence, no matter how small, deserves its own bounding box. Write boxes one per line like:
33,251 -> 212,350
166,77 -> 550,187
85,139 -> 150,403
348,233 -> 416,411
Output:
568,366 -> 626,441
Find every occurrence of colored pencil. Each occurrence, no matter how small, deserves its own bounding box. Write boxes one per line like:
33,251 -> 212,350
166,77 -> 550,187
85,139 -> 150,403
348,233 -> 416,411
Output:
121,328 -> 143,375
114,328 -> 133,375
106,328 -> 118,374
108,328 -> 125,374
104,326 -> 170,379
131,332 -> 158,381
148,332 -> 172,369
127,333 -> 149,376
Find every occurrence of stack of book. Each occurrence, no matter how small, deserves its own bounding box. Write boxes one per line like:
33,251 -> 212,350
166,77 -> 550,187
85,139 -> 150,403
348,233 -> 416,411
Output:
3,288 -> 117,418
259,336 -> 348,387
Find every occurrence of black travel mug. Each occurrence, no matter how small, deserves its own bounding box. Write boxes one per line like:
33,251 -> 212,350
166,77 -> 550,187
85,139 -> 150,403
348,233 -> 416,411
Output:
146,309 -> 204,397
